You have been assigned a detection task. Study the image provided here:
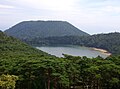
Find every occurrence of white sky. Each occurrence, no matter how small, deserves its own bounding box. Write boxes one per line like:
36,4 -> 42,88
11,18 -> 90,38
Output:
0,0 -> 120,34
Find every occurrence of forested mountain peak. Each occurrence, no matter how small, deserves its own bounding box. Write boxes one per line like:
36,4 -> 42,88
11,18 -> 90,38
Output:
5,20 -> 89,40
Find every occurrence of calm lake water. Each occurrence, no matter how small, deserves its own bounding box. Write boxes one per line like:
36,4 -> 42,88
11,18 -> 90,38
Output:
36,45 -> 108,58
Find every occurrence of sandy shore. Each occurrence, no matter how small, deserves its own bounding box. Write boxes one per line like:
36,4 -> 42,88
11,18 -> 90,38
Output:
92,48 -> 111,56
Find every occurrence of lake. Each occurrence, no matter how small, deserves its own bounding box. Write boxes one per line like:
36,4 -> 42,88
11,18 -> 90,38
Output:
36,45 -> 109,58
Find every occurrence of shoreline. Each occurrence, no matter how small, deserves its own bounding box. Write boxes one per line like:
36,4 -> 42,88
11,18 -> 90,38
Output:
91,48 -> 111,56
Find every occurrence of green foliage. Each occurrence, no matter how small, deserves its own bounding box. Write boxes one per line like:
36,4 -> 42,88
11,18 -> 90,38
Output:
82,32 -> 120,55
0,74 -> 18,89
0,31 -> 54,89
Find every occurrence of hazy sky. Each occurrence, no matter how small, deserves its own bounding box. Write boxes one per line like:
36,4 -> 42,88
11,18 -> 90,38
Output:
0,0 -> 120,34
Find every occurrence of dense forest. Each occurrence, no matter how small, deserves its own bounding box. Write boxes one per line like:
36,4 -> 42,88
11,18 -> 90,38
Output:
24,32 -> 120,55
0,31 -> 120,89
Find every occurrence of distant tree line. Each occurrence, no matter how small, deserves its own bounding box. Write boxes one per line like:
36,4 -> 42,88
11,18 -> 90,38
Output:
23,32 -> 120,55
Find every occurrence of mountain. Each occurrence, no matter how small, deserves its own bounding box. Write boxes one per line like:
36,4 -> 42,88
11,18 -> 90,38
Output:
5,21 -> 89,39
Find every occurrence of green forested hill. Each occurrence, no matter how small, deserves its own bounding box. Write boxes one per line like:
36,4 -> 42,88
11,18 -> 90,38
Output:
0,31 -> 53,88
0,31 -> 50,58
80,32 -> 120,54
5,21 -> 89,39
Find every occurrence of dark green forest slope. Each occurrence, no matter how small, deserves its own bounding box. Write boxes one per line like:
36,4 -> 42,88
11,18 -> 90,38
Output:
0,31 -> 54,88
24,32 -> 120,55
80,32 -> 120,54
0,31 -> 120,89
5,21 -> 89,39
0,31 -> 49,56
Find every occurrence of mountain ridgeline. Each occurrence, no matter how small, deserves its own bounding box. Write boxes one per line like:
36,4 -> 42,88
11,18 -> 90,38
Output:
5,21 -> 89,39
